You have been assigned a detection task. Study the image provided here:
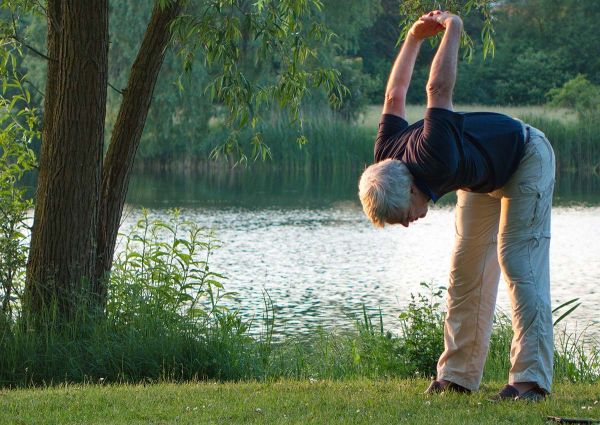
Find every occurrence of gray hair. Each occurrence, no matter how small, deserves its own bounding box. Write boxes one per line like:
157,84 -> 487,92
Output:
358,159 -> 413,227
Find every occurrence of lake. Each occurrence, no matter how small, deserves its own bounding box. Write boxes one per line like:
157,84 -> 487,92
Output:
126,168 -> 600,336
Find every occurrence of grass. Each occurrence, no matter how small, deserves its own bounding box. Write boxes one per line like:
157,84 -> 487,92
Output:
358,104 -> 578,127
135,103 -> 600,177
1,379 -> 599,424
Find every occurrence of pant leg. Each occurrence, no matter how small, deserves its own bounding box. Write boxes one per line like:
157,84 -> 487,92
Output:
496,127 -> 555,393
437,190 -> 501,390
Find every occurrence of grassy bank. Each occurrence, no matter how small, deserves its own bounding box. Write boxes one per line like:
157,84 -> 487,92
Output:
1,380 -> 599,424
358,104 -> 579,127
135,104 -> 599,176
1,214 -> 598,389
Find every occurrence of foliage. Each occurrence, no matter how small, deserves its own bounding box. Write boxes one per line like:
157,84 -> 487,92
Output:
170,0 -> 346,161
0,211 -> 266,386
554,326 -> 600,384
397,282 -> 445,377
0,41 -> 37,320
359,0 -> 600,106
547,74 -> 600,114
0,221 -> 597,386
398,0 -> 496,61
102,2 -> 214,159
10,0 -> 600,165
109,209 -> 231,323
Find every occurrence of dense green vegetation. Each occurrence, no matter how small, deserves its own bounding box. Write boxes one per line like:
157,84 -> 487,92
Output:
13,0 -> 600,163
1,212 -> 597,387
165,106 -> 599,177
365,0 -> 600,106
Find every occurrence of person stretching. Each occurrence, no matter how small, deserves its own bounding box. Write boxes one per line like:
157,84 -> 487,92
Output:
358,10 -> 555,401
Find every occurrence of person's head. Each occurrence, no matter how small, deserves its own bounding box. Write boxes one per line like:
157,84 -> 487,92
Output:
358,159 -> 429,228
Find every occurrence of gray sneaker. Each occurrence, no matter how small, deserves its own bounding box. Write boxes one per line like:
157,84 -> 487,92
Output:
489,384 -> 548,402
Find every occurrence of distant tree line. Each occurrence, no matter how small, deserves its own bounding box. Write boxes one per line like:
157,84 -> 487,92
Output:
360,0 -> 600,106
17,0 -> 600,163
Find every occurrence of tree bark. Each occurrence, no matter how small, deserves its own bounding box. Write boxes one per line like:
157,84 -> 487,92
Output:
25,0 -> 109,318
93,1 -> 181,305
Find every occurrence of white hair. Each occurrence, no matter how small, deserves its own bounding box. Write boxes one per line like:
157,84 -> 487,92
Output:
358,159 -> 413,227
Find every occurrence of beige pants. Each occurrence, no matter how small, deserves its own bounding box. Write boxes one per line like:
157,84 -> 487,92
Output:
437,126 -> 555,392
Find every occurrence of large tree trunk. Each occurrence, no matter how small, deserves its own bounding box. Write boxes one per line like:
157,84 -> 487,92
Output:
93,1 -> 181,305
25,0 -> 109,318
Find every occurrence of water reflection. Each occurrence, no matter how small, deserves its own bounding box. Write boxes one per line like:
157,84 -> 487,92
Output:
127,167 -> 600,208
124,168 -> 600,336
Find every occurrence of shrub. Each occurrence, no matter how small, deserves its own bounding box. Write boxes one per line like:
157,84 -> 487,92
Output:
396,283 -> 445,377
547,74 -> 600,114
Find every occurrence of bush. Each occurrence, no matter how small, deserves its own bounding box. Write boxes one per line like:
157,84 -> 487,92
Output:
0,210 -> 268,387
0,45 -> 38,321
547,74 -> 600,114
396,283 -> 445,377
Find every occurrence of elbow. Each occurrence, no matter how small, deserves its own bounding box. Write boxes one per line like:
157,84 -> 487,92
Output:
426,81 -> 453,99
384,87 -> 407,106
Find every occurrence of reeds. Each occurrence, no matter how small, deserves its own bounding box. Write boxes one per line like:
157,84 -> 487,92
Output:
135,106 -> 600,179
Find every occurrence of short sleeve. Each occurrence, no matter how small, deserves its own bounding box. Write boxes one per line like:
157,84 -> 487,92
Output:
374,114 -> 408,162
422,108 -> 465,154
404,108 -> 465,199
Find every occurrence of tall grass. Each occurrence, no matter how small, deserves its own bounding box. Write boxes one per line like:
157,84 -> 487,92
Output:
148,105 -> 598,176
1,212 -> 598,388
524,112 -> 600,174
358,104 -> 579,128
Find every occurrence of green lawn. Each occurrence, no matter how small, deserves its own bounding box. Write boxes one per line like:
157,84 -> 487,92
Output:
1,379 -> 599,424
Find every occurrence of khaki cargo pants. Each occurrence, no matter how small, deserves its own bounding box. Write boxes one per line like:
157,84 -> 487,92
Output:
437,126 -> 555,392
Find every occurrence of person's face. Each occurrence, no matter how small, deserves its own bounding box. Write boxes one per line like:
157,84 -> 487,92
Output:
385,184 -> 429,228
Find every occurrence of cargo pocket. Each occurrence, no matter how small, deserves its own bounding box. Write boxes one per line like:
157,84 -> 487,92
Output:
518,181 -> 553,235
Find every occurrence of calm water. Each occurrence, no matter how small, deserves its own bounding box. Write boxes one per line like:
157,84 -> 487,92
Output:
126,169 -> 600,335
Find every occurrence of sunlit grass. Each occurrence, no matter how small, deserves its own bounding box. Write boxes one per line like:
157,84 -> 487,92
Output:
1,380 -> 598,424
358,104 -> 578,127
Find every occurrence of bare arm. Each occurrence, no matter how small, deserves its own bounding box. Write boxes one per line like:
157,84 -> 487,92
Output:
382,35 -> 422,118
382,13 -> 444,118
426,12 -> 463,111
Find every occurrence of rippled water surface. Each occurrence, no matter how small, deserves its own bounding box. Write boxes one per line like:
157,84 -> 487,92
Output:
126,171 -> 600,335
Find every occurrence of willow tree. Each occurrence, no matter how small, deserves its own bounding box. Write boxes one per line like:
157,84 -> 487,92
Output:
1,0 -> 494,319
17,0 -> 342,317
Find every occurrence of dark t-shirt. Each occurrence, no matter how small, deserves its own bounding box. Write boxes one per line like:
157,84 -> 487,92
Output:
374,108 -> 525,201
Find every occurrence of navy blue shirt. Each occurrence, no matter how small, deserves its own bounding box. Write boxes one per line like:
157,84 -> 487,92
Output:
374,108 -> 525,201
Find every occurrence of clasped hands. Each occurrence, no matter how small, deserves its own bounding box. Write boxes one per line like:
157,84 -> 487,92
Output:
409,10 -> 462,40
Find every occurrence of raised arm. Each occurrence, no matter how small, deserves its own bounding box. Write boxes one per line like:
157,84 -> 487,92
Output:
425,11 -> 463,111
382,13 -> 445,118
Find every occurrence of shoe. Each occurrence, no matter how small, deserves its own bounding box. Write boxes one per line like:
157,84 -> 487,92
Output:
424,380 -> 471,394
489,384 -> 548,402
517,387 -> 548,402
488,384 -> 519,401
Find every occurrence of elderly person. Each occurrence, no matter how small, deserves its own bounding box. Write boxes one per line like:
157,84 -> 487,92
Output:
358,10 -> 555,401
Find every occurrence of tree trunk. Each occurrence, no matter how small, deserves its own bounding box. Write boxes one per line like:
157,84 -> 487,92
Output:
25,0 -> 109,318
93,1 -> 181,305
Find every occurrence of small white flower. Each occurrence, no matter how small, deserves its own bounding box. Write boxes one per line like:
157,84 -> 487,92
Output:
255,408 -> 263,414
